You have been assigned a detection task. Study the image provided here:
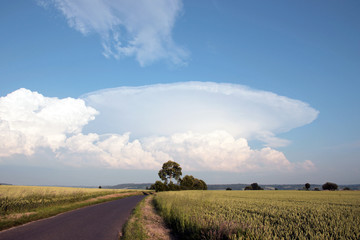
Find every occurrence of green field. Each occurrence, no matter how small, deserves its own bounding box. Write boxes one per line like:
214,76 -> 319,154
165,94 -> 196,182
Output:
0,185 -> 141,230
154,190 -> 360,239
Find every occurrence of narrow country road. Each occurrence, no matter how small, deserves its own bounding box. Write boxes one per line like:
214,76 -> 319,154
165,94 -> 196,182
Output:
0,195 -> 145,240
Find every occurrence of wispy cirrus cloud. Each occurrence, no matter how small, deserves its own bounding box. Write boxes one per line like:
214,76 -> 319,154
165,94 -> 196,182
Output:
39,0 -> 188,66
0,83 -> 318,173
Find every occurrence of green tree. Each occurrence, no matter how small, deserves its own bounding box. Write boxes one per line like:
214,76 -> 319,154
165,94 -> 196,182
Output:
158,160 -> 182,184
151,181 -> 168,192
322,182 -> 338,191
245,183 -> 263,190
180,175 -> 207,190
168,182 -> 181,191
305,183 -> 310,190
180,175 -> 195,190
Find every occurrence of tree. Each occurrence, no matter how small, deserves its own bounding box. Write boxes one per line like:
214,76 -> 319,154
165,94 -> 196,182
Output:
245,183 -> 263,190
158,160 -> 182,184
305,183 -> 310,190
180,175 -> 207,190
226,187 -> 232,191
322,182 -> 338,191
180,175 -> 195,190
151,181 -> 168,192
168,182 -> 181,191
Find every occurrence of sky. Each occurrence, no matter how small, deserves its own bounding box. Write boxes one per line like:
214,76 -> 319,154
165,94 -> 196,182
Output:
0,0 -> 359,186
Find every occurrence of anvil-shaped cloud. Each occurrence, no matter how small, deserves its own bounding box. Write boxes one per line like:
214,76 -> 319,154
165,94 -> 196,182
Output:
0,82 -> 318,172
82,82 -> 318,147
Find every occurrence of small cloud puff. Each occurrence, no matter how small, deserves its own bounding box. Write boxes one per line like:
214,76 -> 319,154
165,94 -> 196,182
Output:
41,0 -> 188,66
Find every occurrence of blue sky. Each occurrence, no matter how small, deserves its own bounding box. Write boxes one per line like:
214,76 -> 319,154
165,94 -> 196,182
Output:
1,0 -> 359,186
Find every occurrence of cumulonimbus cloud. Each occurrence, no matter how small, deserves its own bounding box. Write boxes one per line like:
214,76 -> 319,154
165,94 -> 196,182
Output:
0,83 -> 319,172
0,88 -> 98,156
82,82 -> 319,147
39,0 -> 188,66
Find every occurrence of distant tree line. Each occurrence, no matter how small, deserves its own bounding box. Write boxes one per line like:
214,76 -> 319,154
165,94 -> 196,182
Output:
150,160 -> 207,192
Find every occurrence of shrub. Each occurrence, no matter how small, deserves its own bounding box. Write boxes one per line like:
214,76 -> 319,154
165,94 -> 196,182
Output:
180,175 -> 207,190
322,182 -> 338,191
152,181 -> 168,192
245,183 -> 263,190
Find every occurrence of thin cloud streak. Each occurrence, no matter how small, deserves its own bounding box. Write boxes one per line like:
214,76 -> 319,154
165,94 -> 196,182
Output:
40,0 -> 189,66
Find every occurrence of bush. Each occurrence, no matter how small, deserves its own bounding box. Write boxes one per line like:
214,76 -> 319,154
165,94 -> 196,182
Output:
245,183 -> 263,190
180,175 -> 207,190
343,187 -> 351,191
151,181 -> 168,192
226,187 -> 232,191
322,182 -> 338,191
167,182 -> 181,191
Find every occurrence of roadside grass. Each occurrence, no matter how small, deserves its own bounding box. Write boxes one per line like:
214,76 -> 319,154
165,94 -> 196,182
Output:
0,185 -> 145,231
122,194 -> 174,240
121,197 -> 148,240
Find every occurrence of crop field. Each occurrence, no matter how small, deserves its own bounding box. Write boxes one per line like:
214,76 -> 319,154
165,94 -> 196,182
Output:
154,190 -> 360,239
0,185 -> 140,230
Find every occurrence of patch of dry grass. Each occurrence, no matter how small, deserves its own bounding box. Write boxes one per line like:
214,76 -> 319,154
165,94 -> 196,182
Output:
122,194 -> 175,240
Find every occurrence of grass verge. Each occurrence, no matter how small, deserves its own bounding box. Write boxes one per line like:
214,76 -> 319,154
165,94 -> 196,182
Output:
121,194 -> 174,240
0,191 -> 144,231
121,196 -> 148,240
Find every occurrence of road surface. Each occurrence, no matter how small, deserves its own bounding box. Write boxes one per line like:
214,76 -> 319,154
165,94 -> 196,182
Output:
0,194 -> 145,240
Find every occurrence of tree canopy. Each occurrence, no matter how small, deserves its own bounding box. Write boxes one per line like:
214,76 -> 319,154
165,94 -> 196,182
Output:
151,161 -> 207,192
322,182 -> 338,191
244,183 -> 263,190
180,175 -> 207,190
158,160 -> 182,184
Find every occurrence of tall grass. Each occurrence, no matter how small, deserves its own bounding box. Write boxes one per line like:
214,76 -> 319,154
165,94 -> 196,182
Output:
0,185 -> 141,230
0,185 -> 135,215
154,190 -> 360,239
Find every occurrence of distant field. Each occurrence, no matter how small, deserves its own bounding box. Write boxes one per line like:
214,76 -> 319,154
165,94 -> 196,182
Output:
0,185 -> 142,230
154,190 -> 360,239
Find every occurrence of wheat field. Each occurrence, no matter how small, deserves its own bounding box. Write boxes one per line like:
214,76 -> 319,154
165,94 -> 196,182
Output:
154,190 -> 360,239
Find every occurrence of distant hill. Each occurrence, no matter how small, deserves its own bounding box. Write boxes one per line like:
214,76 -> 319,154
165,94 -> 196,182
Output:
0,183 -> 12,185
208,183 -> 360,190
106,183 -> 360,190
105,183 -> 153,190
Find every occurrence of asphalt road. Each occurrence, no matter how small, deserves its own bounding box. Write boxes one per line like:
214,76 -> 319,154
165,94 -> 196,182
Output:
0,194 -> 145,240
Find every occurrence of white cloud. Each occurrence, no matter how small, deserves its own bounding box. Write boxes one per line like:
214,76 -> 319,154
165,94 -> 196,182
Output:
58,133 -> 162,169
0,84 -> 318,173
82,82 -> 319,147
142,131 -> 294,172
0,88 -> 98,156
42,0 -> 188,66
56,130 -> 304,172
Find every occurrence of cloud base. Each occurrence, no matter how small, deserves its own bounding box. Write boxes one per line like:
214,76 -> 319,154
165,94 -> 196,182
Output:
0,82 -> 319,173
